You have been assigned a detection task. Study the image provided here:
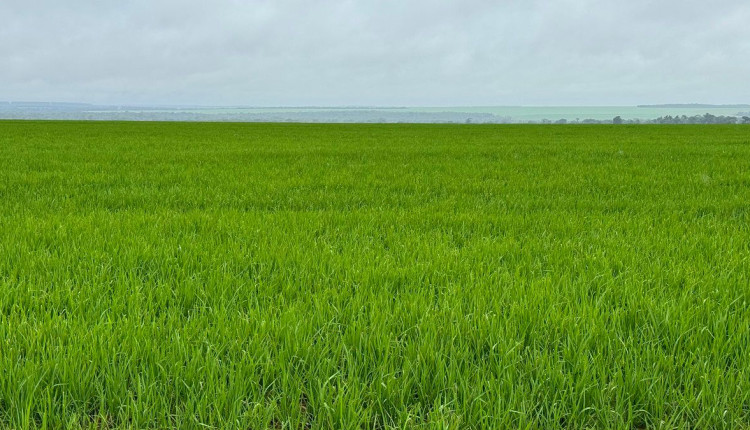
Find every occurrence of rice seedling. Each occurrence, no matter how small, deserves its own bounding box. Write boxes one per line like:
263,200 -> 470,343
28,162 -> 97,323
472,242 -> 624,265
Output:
0,121 -> 749,429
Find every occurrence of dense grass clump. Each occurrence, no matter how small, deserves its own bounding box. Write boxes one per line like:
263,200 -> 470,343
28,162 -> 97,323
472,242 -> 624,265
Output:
0,121 -> 749,429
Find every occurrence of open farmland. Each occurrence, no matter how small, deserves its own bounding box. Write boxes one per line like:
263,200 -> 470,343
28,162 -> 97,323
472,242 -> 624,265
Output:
1,121 -> 749,429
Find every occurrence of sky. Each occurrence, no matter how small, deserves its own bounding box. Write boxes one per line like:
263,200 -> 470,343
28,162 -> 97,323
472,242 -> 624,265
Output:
1,0 -> 749,107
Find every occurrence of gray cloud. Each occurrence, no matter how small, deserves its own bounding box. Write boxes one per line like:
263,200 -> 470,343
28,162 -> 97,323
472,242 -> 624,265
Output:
1,0 -> 748,106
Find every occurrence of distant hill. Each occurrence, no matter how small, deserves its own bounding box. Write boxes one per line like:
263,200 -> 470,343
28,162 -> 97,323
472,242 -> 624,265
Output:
638,104 -> 750,108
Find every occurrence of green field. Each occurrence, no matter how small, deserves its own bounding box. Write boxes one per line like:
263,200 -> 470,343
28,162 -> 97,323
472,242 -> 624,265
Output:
1,121 -> 749,429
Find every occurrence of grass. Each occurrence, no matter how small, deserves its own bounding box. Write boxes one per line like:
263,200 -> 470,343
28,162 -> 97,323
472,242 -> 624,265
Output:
0,121 -> 749,429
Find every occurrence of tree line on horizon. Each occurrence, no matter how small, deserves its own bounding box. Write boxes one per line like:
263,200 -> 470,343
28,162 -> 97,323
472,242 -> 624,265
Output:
539,113 -> 750,125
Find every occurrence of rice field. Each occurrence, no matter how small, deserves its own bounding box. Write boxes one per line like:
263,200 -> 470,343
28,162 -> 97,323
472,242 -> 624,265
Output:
1,121 -> 749,429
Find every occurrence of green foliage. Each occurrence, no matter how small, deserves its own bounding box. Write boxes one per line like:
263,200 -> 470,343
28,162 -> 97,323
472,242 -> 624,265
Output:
1,121 -> 749,429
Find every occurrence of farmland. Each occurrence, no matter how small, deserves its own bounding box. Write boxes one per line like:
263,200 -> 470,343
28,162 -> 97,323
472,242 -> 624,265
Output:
1,121 -> 749,429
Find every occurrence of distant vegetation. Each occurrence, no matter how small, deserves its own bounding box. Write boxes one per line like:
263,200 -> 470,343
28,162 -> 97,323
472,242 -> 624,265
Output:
1,122 -> 749,428
2,102 -> 750,124
649,114 -> 750,124
549,114 -> 750,125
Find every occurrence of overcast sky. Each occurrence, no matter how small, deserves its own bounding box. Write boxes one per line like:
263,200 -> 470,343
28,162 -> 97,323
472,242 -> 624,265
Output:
2,0 -> 749,106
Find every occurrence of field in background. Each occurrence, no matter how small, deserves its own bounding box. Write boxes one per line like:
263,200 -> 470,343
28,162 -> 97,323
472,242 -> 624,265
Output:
1,122 -> 749,429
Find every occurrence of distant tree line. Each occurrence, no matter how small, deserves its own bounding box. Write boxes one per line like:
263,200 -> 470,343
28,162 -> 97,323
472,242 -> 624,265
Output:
648,113 -> 748,124
535,114 -> 750,125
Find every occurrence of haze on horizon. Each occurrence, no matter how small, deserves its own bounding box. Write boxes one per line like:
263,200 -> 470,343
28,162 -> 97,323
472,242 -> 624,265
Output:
2,0 -> 749,107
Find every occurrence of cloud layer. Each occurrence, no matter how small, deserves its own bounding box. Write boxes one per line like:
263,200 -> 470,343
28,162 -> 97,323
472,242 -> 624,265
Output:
2,0 -> 748,106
